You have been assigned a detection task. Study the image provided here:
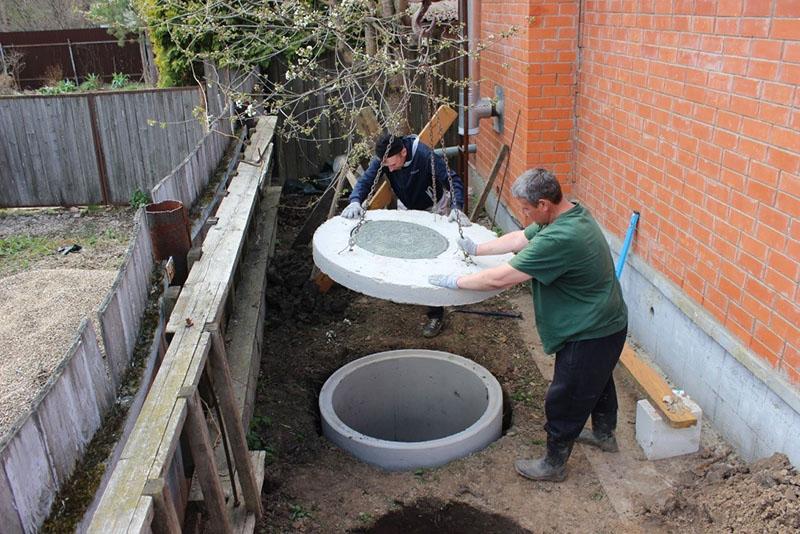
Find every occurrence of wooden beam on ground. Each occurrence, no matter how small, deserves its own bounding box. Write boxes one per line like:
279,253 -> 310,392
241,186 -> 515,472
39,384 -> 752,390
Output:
368,105 -> 458,210
470,144 -> 508,221
619,343 -> 697,429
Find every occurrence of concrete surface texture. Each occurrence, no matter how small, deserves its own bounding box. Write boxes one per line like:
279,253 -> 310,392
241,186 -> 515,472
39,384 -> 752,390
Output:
312,209 -> 514,306
636,398 -> 702,461
319,349 -> 503,471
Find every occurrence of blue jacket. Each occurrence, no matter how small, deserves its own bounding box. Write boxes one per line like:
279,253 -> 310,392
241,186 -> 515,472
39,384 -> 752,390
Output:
349,136 -> 465,210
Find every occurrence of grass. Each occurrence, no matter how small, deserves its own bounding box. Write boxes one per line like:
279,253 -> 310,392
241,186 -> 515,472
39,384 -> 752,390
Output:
0,225 -> 129,277
0,235 -> 59,272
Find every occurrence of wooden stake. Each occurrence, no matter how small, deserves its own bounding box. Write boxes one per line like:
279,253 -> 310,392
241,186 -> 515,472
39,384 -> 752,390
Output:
206,324 -> 264,518
184,390 -> 233,534
142,478 -> 182,534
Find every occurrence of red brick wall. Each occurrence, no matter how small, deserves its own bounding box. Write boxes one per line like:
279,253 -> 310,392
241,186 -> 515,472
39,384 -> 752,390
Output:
475,0 -> 579,224
476,1 -> 799,381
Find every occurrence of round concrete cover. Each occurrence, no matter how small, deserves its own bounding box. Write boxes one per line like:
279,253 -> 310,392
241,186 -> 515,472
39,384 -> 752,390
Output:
312,210 -> 514,306
319,349 -> 503,470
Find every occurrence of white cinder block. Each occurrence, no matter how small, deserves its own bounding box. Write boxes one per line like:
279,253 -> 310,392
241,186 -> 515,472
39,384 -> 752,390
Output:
635,398 -> 702,460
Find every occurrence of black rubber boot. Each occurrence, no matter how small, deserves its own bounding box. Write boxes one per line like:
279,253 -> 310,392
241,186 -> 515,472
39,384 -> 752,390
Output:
514,440 -> 574,482
576,428 -> 619,452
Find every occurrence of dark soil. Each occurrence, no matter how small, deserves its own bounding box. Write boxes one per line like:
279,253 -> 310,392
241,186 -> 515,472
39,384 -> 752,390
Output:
250,192 -> 800,534
350,497 -> 532,533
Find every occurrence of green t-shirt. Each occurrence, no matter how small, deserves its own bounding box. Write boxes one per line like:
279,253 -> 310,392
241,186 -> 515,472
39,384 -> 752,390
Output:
508,203 -> 627,354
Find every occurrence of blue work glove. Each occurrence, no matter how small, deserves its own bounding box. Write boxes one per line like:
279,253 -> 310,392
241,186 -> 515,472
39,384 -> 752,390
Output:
448,208 -> 472,226
457,237 -> 478,256
428,274 -> 460,289
341,201 -> 364,219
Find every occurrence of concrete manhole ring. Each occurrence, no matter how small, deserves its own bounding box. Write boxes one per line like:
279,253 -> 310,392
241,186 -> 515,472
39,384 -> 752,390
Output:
319,349 -> 503,471
312,209 -> 514,306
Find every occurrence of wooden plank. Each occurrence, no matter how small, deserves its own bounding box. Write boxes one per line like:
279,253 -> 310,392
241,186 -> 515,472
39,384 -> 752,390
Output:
89,311 -> 213,531
229,451 -> 266,534
470,144 -> 509,221
0,415 -> 56,533
142,478 -> 182,534
368,105 -> 457,210
184,391 -> 233,534
0,461 -> 25,534
291,185 -> 336,248
619,344 -> 697,428
207,326 -> 263,517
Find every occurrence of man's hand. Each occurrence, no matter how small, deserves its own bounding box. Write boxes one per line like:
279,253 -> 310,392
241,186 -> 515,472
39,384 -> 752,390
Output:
457,237 -> 478,256
448,208 -> 472,227
341,201 -> 364,219
428,274 -> 460,289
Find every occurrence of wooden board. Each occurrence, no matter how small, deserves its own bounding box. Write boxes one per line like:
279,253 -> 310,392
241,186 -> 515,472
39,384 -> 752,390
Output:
470,144 -> 508,221
619,343 -> 697,428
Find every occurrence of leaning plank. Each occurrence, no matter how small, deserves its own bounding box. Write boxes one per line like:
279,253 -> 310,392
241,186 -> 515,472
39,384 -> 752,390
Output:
230,451 -> 266,534
619,344 -> 697,428
470,144 -> 508,221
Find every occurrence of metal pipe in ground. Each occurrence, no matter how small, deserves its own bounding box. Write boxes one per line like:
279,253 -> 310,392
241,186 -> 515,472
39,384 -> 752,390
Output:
145,200 -> 192,285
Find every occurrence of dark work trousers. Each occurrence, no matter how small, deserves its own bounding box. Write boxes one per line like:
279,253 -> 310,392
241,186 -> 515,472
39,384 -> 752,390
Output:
544,326 -> 628,445
427,306 -> 444,320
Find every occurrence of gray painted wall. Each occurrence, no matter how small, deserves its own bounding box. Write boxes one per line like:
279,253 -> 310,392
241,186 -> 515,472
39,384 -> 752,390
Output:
471,168 -> 800,467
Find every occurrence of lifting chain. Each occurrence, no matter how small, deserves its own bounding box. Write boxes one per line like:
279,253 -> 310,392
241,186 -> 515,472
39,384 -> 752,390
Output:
424,46 -> 474,266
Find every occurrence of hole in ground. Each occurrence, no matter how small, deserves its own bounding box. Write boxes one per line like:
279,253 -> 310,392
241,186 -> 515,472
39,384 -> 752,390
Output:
349,498 -> 532,533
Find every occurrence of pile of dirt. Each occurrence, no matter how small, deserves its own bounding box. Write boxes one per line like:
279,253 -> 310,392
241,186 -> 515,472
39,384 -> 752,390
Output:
641,447 -> 800,532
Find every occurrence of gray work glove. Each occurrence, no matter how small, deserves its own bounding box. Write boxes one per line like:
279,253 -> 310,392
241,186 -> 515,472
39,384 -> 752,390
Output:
428,274 -> 460,289
457,237 -> 478,256
448,208 -> 472,227
341,201 -> 364,219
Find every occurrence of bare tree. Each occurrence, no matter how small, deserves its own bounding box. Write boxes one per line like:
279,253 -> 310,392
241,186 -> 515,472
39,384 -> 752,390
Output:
1,0 -> 94,31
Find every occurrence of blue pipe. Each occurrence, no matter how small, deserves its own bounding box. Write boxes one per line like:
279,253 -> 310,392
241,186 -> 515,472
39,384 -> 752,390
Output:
616,211 -> 640,279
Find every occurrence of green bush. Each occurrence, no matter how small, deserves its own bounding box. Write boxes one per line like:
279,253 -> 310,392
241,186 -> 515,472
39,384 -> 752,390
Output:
129,188 -> 151,209
111,72 -> 130,89
38,79 -> 78,95
79,73 -> 102,91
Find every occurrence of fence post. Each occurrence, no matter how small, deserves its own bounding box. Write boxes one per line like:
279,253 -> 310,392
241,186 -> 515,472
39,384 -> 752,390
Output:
67,39 -> 79,84
86,94 -> 112,204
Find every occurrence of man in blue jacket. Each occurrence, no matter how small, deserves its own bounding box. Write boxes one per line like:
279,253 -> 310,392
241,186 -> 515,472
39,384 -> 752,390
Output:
342,133 -> 470,337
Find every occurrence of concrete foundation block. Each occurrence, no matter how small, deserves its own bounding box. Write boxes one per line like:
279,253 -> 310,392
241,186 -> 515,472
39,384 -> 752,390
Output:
635,398 -> 702,460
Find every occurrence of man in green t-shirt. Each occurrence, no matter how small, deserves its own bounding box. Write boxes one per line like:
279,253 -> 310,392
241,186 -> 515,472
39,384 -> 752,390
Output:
429,168 -> 628,482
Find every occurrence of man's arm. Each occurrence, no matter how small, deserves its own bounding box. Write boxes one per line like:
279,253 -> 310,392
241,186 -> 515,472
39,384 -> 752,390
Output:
348,157 -> 382,204
463,230 -> 529,256
433,152 -> 465,208
446,263 -> 532,291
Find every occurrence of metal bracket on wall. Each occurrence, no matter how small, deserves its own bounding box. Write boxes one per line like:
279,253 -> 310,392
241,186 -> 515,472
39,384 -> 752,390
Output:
493,85 -> 505,134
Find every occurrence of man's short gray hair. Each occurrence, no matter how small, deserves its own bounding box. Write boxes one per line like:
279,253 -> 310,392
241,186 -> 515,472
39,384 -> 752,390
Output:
510,168 -> 563,204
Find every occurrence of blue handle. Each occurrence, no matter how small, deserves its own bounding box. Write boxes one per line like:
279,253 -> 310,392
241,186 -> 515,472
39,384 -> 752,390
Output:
616,211 -> 640,279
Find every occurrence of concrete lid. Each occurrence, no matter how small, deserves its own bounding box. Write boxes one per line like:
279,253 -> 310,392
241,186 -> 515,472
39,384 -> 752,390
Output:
312,209 -> 514,306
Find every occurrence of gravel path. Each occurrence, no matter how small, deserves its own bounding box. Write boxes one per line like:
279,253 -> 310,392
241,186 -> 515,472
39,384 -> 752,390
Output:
0,269 -> 118,437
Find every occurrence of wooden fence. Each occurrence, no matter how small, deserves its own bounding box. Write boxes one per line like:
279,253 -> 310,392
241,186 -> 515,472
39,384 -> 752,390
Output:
0,86 -> 205,207
150,117 -> 232,208
88,118 -> 277,533
0,209 -> 157,534
268,48 -> 461,182
98,210 -> 156,390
